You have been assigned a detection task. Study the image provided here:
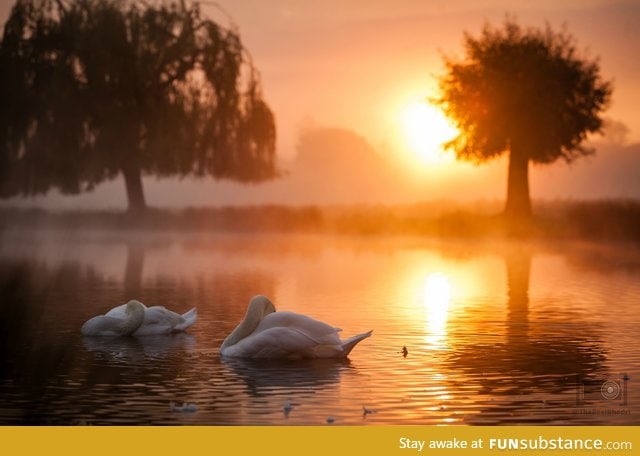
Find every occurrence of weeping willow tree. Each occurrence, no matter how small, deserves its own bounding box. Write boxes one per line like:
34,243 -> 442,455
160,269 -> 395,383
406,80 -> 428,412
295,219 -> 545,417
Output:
0,0 -> 276,211
437,19 -> 612,219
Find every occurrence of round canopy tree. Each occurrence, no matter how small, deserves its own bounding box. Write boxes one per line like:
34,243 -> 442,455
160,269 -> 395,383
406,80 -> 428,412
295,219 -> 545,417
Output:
437,19 -> 612,218
0,0 -> 276,211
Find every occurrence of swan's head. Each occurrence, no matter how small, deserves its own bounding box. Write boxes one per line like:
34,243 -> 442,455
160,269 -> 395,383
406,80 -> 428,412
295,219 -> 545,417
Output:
125,300 -> 146,316
248,295 -> 276,318
125,300 -> 146,326
113,300 -> 146,335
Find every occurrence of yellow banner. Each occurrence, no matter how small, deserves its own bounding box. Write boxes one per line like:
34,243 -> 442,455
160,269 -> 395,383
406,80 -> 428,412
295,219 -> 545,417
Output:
2,426 -> 638,456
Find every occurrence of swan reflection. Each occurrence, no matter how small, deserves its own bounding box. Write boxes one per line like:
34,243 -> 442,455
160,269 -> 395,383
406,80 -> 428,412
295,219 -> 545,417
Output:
221,357 -> 349,396
82,333 -> 196,361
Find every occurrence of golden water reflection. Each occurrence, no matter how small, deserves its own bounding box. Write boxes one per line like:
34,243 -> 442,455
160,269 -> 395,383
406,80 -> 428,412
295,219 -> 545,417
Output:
422,272 -> 451,349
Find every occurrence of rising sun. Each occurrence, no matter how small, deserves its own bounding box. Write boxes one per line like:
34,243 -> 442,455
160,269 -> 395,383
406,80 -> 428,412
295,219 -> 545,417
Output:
402,101 -> 458,164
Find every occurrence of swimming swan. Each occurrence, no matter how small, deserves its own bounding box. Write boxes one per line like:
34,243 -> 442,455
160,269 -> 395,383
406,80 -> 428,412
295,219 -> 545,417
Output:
220,295 -> 372,359
81,300 -> 197,336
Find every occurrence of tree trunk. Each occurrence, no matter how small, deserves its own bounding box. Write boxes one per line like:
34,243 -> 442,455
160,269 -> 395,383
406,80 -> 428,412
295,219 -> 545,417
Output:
506,248 -> 531,344
504,147 -> 532,219
124,243 -> 145,297
122,165 -> 147,212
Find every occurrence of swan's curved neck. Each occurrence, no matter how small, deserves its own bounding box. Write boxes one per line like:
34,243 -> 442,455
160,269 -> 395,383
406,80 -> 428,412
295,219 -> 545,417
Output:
221,296 -> 275,352
221,307 -> 263,350
117,305 -> 145,335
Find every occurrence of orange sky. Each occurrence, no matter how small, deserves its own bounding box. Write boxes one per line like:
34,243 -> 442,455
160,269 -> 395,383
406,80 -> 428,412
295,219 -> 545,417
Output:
212,0 -> 640,154
1,0 -> 639,208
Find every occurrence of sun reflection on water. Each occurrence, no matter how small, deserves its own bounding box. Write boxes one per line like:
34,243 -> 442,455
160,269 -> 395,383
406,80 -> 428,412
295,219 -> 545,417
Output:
423,272 -> 451,349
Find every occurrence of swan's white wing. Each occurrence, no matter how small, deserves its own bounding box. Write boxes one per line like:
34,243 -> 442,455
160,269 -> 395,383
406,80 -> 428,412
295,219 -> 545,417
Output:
104,303 -> 129,319
175,308 -> 197,331
143,306 -> 182,324
133,306 -> 182,335
221,327 -> 343,359
221,311 -> 345,358
256,311 -> 342,345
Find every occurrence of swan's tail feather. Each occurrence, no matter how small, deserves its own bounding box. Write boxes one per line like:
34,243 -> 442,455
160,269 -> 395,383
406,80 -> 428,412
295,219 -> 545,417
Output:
341,330 -> 372,356
176,308 -> 198,331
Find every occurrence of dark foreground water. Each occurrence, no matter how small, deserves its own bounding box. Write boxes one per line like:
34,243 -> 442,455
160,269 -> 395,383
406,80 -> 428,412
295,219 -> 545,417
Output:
0,230 -> 638,425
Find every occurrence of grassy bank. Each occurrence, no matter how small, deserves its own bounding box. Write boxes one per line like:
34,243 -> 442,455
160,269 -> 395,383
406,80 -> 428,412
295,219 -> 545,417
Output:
1,200 -> 639,242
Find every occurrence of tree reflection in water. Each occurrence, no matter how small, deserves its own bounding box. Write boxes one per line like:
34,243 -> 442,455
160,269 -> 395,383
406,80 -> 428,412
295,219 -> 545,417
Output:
446,247 -> 607,424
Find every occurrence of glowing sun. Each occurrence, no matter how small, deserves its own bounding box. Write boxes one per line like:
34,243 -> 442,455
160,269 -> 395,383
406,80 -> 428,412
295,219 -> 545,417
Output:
402,101 -> 458,164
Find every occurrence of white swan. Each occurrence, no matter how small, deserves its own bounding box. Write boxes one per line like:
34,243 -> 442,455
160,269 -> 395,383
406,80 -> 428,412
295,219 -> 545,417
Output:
81,300 -> 197,336
220,295 -> 372,359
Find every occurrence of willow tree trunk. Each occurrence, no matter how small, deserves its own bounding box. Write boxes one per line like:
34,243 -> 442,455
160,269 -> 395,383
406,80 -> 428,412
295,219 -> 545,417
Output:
122,165 -> 147,212
504,148 -> 532,219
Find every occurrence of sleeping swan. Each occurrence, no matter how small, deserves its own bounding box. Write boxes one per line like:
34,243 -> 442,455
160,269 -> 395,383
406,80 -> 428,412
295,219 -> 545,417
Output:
220,295 -> 372,359
81,300 -> 197,336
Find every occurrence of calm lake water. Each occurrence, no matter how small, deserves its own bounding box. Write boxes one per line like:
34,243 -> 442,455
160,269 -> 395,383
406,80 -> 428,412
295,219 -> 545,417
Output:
0,229 -> 638,425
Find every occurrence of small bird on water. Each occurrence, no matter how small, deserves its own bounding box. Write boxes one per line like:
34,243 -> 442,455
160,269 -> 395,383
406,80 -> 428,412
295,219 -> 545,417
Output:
401,346 -> 409,357
170,401 -> 197,413
362,405 -> 377,417
283,399 -> 293,417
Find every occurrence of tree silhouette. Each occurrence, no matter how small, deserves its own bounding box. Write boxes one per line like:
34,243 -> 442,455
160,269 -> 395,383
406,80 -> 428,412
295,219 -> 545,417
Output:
0,0 -> 277,211
437,19 -> 612,218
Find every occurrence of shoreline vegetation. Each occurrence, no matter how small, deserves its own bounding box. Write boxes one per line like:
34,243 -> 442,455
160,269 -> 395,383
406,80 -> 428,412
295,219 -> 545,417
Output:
1,199 -> 639,243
